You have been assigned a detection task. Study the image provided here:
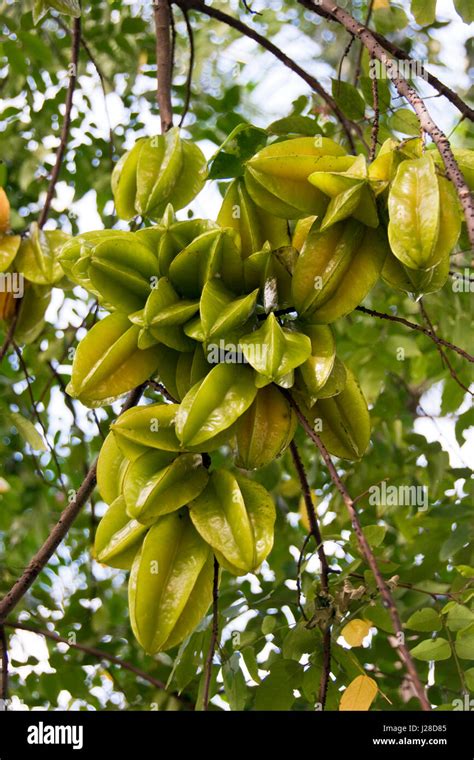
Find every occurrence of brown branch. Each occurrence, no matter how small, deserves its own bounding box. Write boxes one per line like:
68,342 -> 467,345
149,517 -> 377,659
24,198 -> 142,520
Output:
178,8 -> 195,127
38,16 -> 81,229
0,385 -> 144,624
4,621 -> 191,705
298,0 -> 474,124
296,532 -> 312,621
154,0 -> 174,133
202,557 -> 219,711
289,441 -> 331,710
174,0 -> 365,153
369,55 -> 379,162
419,301 -> 473,396
372,34 -> 474,125
146,378 -> 178,403
55,17 -> 115,161
354,0 -> 374,86
285,393 -> 431,712
303,0 -> 474,252
355,305 -> 474,363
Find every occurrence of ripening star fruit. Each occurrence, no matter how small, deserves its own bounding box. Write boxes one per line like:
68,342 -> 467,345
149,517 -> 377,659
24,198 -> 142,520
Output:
112,128 -> 208,220
303,368 -> 370,460
244,136 -> 347,219
15,222 -> 69,286
292,218 -> 389,323
67,312 -> 160,407
0,188 -> 11,233
189,469 -> 275,575
388,155 -> 461,272
217,177 -> 290,258
129,511 -> 214,653
235,384 -> 297,469
123,450 -> 209,526
94,495 -> 147,570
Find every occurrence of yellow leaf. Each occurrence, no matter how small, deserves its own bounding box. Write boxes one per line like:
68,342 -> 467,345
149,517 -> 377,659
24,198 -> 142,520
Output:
341,618 -> 372,647
340,675 -> 378,711
373,0 -> 389,8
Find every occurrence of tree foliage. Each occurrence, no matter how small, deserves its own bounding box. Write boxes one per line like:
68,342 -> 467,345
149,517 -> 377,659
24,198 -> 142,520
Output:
0,0 -> 473,713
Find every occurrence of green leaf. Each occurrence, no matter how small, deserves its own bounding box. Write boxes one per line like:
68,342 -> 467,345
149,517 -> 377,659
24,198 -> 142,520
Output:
454,0 -> 474,23
261,615 -> 276,635
282,623 -> 320,660
5,412 -> 47,452
222,653 -> 248,710
406,608 -> 442,632
455,624 -> 474,660
446,604 -> 474,632
411,0 -> 437,25
389,109 -> 421,136
410,637 -> 451,662
254,660 -> 302,710
361,524 -> 387,548
465,668 -> 474,691
209,124 -> 267,180
331,80 -> 366,121
267,116 -> 321,137
440,525 -> 470,561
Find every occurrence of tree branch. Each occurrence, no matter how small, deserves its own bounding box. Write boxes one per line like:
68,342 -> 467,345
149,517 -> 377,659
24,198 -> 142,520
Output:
355,305 -> 474,363
418,301 -> 473,396
202,556 -> 219,711
303,0 -> 474,252
4,620 -> 192,706
154,0 -> 174,133
369,56 -> 379,162
285,393 -> 431,712
178,8 -> 195,127
289,441 -> 331,710
298,0 -> 474,124
38,16 -> 81,229
0,385 -> 144,624
174,0 -> 365,152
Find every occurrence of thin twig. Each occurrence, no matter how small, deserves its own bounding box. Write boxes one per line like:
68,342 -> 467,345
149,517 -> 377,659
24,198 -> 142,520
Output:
355,305 -> 474,363
354,0 -> 374,86
0,385 -> 144,624
369,55 -> 379,162
290,441 -> 331,710
419,301 -> 473,396
174,0 -> 364,152
285,393 -> 431,712
296,532 -> 312,621
298,0 -> 474,124
146,379 -> 178,403
304,0 -> 474,252
154,0 -> 174,132
179,8 -> 195,127
4,621 -> 192,705
38,16 -> 81,228
202,557 -> 219,711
